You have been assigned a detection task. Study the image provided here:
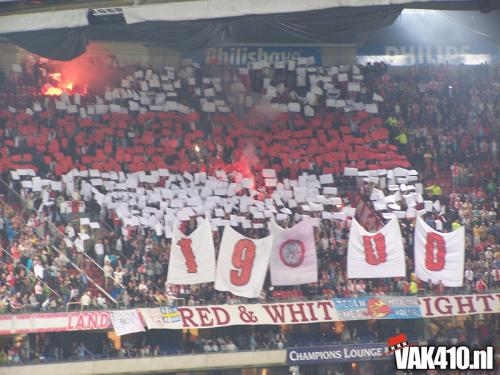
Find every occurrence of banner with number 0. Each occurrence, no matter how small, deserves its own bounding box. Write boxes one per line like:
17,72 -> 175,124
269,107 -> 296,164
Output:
167,219 -> 216,284
347,218 -> 406,279
414,216 -> 465,287
215,226 -> 273,298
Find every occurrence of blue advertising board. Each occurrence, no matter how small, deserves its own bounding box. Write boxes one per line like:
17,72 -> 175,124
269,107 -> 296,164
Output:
333,296 -> 421,321
184,46 -> 321,66
287,343 -> 391,365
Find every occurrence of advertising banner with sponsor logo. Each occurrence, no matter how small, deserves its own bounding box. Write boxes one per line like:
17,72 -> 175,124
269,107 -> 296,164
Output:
287,343 -> 390,365
184,46 -> 322,66
0,311 -> 111,335
333,296 -> 421,321
419,294 -> 500,318
139,300 -> 337,329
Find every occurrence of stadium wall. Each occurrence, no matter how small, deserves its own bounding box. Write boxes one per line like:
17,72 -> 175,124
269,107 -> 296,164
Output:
1,349 -> 287,375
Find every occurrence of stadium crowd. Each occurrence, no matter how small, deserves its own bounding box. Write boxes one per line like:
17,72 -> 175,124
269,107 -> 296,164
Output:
0,56 -> 498,314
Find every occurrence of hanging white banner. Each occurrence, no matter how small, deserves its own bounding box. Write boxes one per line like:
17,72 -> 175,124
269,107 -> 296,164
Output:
110,309 -> 145,336
269,218 -> 318,286
347,218 -> 405,279
167,219 -> 216,284
414,216 -> 465,287
215,226 -> 273,298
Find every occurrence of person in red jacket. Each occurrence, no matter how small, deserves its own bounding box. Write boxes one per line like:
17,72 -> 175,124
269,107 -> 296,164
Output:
475,277 -> 487,293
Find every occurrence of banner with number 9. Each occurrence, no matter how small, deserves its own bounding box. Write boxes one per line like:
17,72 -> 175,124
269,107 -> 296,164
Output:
215,226 -> 273,298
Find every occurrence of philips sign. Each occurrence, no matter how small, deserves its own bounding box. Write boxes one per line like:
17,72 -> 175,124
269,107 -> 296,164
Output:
185,46 -> 321,66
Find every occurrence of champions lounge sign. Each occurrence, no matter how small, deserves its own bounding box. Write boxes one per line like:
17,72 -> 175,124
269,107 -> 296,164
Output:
287,343 -> 390,365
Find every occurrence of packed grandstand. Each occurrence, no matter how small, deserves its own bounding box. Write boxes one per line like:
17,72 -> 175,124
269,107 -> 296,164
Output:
0,0 -> 499,374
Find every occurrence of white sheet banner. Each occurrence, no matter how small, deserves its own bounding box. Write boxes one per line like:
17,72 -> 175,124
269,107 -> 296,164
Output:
269,218 -> 318,286
124,0 -> 432,24
347,218 -> 405,279
139,300 -> 337,329
167,219 -> 216,284
0,9 -> 89,33
0,311 -> 111,335
419,294 -> 500,318
215,226 -> 273,298
110,309 -> 145,336
414,216 -> 465,287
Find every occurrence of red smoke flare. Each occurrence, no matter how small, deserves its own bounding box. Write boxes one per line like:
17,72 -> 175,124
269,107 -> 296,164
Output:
233,144 -> 261,189
40,43 -> 122,96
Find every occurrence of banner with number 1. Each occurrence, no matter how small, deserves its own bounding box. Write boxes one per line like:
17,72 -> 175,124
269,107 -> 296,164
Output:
166,219 -> 216,285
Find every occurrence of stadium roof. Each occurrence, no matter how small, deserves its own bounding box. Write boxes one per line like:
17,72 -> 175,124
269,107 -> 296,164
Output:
0,0 -> 499,60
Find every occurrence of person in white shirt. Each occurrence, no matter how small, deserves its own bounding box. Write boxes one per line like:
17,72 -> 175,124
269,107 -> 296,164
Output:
226,340 -> 237,352
80,291 -> 91,310
113,266 -> 124,286
115,237 -> 123,253
94,240 -> 105,265
491,268 -> 500,285
41,297 -> 51,312
464,268 -> 474,287
33,260 -> 45,279
103,260 -> 114,289
69,287 -> 80,307
138,281 -> 148,293
96,293 -> 107,309
65,224 -> 76,240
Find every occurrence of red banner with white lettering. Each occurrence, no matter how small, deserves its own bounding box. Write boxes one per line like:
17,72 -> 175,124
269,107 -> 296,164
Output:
215,226 -> 273,298
269,218 -> 318,286
347,218 -> 405,279
414,216 -> 465,287
167,219 -> 216,285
